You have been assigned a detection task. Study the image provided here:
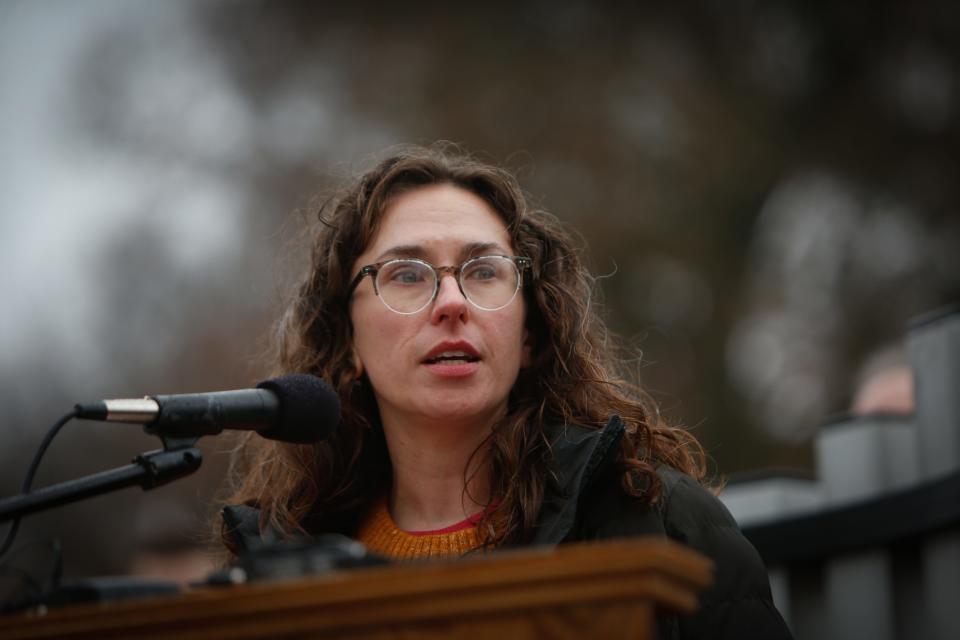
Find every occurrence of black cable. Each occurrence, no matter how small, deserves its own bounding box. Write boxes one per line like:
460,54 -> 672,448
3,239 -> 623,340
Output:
0,565 -> 45,597
0,409 -> 78,560
0,538 -> 63,612
50,538 -> 62,588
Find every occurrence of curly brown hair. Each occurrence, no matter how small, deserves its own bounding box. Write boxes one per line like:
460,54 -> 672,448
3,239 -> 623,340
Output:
220,143 -> 705,554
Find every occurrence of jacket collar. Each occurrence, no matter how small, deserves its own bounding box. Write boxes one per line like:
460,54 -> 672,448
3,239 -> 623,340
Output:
528,415 -> 626,545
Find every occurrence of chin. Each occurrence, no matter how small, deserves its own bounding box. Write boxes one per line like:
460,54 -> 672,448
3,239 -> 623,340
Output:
419,397 -> 506,425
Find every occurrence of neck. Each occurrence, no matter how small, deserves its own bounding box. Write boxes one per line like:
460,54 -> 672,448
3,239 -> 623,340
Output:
380,412 -> 493,532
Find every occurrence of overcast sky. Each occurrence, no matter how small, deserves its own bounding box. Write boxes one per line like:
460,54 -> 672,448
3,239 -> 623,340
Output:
0,1 -> 250,383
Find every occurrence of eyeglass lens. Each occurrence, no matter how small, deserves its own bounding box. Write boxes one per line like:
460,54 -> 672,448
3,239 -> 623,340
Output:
376,256 -> 520,313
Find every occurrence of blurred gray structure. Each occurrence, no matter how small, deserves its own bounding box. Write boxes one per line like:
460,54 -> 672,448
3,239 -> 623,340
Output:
721,305 -> 960,640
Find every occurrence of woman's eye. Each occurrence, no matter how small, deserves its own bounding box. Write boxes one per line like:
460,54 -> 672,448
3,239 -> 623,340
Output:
391,269 -> 425,284
465,264 -> 498,281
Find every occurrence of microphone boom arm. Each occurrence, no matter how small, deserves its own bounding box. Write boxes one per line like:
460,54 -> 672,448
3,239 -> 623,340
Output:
0,439 -> 202,524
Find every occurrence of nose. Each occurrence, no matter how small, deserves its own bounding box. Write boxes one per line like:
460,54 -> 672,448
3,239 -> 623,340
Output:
429,273 -> 470,324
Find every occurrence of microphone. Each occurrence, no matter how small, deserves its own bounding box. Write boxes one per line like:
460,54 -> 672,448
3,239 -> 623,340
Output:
74,374 -> 339,444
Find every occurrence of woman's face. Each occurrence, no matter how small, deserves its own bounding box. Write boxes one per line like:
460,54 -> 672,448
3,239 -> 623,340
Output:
349,184 -> 531,432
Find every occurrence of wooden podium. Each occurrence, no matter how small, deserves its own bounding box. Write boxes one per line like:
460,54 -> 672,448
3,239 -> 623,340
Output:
1,538 -> 712,639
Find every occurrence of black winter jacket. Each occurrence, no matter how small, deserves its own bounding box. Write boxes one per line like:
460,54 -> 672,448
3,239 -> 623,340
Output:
223,416 -> 792,640
533,416 -> 793,640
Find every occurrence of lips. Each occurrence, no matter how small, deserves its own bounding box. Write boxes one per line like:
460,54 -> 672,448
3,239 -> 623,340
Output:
422,341 -> 481,365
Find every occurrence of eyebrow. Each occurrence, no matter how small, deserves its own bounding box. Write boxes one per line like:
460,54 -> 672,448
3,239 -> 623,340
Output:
373,241 -> 507,263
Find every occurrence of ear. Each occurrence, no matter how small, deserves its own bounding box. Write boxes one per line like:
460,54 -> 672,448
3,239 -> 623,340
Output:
520,327 -> 533,368
351,345 -> 365,379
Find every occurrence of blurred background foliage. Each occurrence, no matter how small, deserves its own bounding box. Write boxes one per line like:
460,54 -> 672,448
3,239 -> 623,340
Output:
1,0 -> 958,577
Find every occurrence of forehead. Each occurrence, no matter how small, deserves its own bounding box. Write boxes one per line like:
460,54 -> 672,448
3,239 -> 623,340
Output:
361,184 -> 513,263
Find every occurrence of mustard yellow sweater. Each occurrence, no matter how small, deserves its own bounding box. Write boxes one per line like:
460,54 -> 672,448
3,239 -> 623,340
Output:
356,499 -> 482,560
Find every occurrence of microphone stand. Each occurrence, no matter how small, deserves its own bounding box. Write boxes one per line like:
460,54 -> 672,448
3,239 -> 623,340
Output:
0,435 -> 203,612
0,435 -> 202,524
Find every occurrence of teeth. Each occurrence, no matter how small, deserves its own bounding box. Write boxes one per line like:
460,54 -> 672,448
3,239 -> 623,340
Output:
426,350 -> 478,364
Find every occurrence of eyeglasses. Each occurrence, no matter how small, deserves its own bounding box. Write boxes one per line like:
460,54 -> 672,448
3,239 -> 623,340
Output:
348,255 -> 531,314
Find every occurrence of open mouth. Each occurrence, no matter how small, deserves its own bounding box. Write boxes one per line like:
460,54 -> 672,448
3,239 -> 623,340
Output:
423,351 -> 481,365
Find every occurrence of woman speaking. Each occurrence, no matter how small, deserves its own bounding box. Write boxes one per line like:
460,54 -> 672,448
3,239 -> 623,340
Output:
220,144 -> 792,639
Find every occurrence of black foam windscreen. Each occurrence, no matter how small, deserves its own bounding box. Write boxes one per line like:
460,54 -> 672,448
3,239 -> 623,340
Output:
256,374 -> 340,444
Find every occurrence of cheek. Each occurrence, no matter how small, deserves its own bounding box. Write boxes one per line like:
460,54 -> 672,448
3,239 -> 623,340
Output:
351,309 -> 408,377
